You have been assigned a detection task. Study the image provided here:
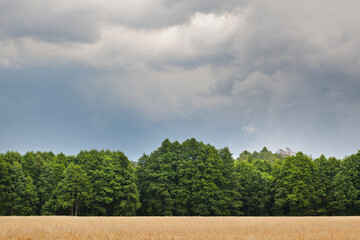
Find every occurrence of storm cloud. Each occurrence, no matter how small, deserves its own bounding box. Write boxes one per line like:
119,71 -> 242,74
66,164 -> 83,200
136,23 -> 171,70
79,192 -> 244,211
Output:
1,0 -> 360,159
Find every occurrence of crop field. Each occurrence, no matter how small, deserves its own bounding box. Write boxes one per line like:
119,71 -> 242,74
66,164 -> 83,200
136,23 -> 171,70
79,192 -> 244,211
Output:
1,216 -> 360,240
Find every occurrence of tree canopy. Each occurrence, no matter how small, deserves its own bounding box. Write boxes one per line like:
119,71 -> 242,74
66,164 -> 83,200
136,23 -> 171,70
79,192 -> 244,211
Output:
1,140 -> 359,216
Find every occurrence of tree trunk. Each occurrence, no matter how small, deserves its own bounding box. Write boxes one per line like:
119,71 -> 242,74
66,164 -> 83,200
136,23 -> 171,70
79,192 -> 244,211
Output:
75,198 -> 81,216
75,200 -> 78,216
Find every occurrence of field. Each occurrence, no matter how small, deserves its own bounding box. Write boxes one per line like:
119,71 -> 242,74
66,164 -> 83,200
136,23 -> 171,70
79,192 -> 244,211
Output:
1,216 -> 360,239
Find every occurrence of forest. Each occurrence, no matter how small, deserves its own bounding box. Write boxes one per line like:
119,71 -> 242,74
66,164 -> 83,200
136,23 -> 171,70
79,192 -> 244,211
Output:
1,138 -> 360,216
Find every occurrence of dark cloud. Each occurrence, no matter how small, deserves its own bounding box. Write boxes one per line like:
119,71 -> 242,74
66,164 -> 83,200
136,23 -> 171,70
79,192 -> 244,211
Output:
1,0 -> 360,159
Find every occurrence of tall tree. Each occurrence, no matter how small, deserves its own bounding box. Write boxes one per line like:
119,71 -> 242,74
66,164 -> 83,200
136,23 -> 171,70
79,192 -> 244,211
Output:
8,161 -> 38,215
55,163 -> 92,216
37,160 -> 66,215
332,151 -> 360,215
271,152 -> 318,215
137,139 -> 180,215
110,151 -> 140,216
218,147 -> 243,216
74,150 -> 140,216
0,155 -> 12,215
138,139 -> 242,216
314,155 -> 340,215
21,152 -> 46,214
235,160 -> 269,215
21,152 -> 45,184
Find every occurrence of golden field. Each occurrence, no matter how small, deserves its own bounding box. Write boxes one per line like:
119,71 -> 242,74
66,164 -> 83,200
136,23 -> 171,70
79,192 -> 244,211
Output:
1,216 -> 360,240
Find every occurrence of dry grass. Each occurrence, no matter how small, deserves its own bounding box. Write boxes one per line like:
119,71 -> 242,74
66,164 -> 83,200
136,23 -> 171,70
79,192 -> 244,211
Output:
1,216 -> 360,239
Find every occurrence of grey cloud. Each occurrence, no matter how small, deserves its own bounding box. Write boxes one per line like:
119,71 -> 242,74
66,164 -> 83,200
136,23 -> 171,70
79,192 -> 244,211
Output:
106,0 -> 249,29
0,10 -> 244,70
0,0 -> 102,42
1,0 -> 360,159
80,0 -> 360,157
209,0 -> 360,157
80,65 -> 234,121
0,0 -> 248,44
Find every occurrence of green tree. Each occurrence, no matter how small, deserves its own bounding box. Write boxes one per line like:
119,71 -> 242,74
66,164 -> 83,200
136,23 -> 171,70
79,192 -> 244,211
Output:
176,138 -> 210,215
0,155 -> 12,215
110,151 -> 140,216
8,161 -> 38,215
235,160 -> 269,215
218,147 -> 243,216
238,150 -> 252,162
332,151 -> 360,215
37,161 -> 66,215
55,163 -> 92,216
191,146 -> 224,216
138,139 -> 241,216
137,139 -> 179,215
237,148 -> 282,166
21,152 -> 45,184
2,151 -> 22,164
252,158 -> 272,174
74,150 -> 140,216
271,152 -> 318,215
314,155 -> 340,215
21,151 -> 46,214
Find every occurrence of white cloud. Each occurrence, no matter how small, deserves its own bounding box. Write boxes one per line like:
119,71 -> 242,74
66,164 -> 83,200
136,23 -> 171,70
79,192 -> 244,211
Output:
242,124 -> 255,137
0,58 -> 11,68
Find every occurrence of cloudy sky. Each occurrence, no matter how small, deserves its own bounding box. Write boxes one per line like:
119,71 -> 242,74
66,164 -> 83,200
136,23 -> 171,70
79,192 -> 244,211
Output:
1,0 -> 360,160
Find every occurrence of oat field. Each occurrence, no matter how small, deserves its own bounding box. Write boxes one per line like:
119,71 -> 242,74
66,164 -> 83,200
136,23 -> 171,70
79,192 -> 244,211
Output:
1,216 -> 360,240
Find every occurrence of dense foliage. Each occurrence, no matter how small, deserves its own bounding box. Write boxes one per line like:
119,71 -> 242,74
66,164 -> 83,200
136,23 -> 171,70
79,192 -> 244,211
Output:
1,139 -> 360,216
0,150 -> 139,216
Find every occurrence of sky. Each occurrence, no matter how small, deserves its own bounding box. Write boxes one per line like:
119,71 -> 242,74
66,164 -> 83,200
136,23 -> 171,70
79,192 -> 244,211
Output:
1,0 -> 360,161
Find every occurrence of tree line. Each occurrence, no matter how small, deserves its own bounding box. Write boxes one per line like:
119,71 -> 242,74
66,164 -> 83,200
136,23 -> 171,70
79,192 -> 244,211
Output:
1,138 -> 360,216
